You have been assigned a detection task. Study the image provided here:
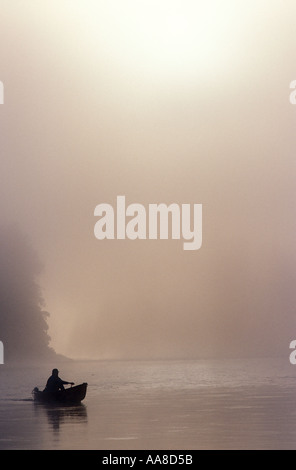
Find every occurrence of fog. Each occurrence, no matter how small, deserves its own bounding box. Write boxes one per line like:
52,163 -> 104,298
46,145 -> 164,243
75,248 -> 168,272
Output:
0,1 -> 296,360
0,226 -> 56,361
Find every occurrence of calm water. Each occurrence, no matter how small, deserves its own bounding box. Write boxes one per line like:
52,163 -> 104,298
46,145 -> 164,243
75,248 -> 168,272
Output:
0,358 -> 296,449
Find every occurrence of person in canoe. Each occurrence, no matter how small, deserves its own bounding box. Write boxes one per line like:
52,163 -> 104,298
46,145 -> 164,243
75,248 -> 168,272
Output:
44,368 -> 74,392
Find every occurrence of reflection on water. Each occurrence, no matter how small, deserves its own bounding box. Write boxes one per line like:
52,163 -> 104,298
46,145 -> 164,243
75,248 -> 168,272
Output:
31,402 -> 88,448
34,402 -> 88,432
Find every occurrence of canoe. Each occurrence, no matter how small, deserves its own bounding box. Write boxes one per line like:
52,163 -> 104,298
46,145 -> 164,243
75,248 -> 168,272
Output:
33,383 -> 87,405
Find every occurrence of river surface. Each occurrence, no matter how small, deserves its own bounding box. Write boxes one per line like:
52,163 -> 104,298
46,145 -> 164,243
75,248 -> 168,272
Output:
0,358 -> 295,449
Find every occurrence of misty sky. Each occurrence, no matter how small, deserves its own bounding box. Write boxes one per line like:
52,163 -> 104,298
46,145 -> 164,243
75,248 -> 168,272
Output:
1,0 -> 296,360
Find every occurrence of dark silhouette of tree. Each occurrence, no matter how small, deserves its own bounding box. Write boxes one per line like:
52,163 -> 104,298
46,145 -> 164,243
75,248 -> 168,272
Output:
0,225 -> 56,361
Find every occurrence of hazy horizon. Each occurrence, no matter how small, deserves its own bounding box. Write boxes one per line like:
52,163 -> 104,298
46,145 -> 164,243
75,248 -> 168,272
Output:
1,1 -> 296,362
